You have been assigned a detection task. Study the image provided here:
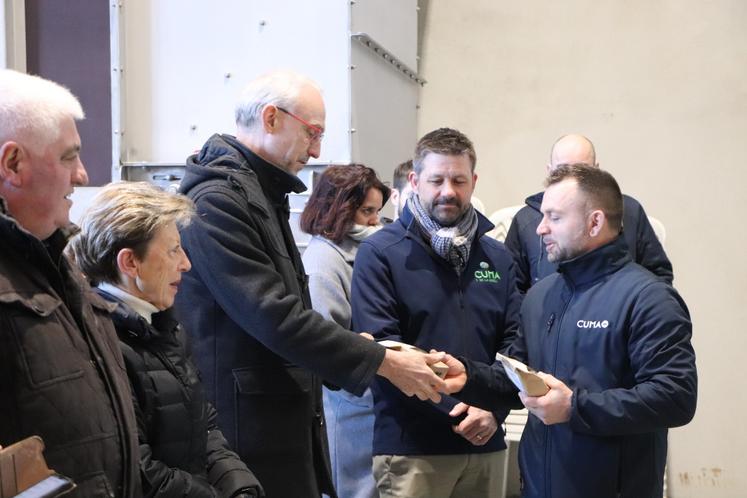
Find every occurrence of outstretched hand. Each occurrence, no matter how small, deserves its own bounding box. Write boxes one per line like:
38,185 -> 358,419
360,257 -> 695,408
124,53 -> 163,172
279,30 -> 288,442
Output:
439,353 -> 468,394
377,349 -> 447,402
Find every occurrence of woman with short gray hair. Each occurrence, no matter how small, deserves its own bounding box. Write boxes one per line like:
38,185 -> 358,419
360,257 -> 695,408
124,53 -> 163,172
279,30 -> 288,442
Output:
70,182 -> 263,498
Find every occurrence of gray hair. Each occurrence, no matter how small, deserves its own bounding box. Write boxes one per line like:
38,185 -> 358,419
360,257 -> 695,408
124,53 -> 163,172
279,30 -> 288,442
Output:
0,69 -> 84,149
70,181 -> 195,285
235,70 -> 321,132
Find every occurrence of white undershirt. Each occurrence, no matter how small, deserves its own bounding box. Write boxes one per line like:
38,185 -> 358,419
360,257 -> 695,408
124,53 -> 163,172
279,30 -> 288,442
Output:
98,281 -> 159,324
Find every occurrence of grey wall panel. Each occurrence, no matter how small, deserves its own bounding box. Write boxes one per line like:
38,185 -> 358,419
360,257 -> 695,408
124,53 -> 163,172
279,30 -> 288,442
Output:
350,41 -> 419,189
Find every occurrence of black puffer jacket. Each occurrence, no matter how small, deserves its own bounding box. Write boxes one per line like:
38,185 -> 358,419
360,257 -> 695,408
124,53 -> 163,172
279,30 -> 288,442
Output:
98,290 -> 263,498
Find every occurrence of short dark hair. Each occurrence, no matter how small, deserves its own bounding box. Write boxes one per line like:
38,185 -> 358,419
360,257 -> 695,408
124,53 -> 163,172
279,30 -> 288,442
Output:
546,163 -> 623,232
300,164 -> 390,244
393,160 -> 413,191
413,128 -> 476,174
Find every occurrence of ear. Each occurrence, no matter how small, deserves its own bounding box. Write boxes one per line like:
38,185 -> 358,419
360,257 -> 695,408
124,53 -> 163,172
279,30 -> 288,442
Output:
116,247 -> 140,280
261,104 -> 280,134
0,142 -> 25,187
588,209 -> 606,237
389,188 -> 399,205
408,170 -> 419,191
546,163 -> 553,175
472,172 -> 478,188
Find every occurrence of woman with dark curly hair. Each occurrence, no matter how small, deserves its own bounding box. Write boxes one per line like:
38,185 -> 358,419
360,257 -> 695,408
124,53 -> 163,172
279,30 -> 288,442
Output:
300,164 -> 390,498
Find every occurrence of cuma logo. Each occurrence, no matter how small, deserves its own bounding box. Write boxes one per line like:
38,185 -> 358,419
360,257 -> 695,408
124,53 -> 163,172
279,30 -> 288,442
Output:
475,262 -> 501,283
577,319 -> 610,329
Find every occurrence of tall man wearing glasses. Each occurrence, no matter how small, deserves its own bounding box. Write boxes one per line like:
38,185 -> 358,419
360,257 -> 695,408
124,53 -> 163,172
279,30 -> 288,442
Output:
175,70 -> 449,498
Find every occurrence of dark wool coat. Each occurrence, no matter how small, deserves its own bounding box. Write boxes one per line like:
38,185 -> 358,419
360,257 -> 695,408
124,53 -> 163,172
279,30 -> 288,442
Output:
0,202 -> 139,498
175,134 -> 386,498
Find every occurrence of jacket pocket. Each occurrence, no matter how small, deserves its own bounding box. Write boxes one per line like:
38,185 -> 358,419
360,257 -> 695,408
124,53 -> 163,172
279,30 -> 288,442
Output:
232,366 -> 313,460
1,292 -> 85,388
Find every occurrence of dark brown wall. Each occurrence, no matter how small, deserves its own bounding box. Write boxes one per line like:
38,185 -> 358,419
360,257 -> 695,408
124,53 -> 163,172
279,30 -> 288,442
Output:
25,0 -> 112,186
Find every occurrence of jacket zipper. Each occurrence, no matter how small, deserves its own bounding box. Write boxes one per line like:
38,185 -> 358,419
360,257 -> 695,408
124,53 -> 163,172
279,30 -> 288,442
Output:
544,278 -> 574,497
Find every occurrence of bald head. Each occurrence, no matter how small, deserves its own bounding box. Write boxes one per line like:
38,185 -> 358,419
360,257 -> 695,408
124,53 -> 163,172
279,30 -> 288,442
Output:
548,134 -> 598,172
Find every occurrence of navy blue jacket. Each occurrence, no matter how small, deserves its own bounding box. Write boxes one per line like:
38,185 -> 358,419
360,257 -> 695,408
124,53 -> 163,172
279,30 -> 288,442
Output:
458,236 -> 697,498
505,191 -> 673,292
351,206 -> 522,456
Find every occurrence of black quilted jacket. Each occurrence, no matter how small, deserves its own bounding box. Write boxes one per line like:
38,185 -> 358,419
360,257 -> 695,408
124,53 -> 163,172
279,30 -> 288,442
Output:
98,290 -> 263,498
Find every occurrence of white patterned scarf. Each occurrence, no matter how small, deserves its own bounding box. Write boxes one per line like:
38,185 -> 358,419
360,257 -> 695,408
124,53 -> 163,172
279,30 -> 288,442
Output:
407,193 -> 478,274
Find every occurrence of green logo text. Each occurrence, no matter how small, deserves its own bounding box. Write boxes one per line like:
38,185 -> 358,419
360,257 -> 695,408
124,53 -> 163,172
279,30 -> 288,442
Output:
475,261 -> 501,283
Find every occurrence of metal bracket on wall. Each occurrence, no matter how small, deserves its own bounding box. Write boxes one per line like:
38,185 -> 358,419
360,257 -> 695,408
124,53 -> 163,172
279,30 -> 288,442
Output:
351,32 -> 426,86
120,163 -> 185,193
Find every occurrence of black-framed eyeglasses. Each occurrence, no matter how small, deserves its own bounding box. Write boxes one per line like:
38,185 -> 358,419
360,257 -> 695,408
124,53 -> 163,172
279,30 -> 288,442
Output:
276,106 -> 324,142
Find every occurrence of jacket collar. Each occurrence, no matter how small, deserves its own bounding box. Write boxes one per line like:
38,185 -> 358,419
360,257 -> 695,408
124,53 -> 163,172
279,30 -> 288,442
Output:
525,191 -> 544,212
0,195 -> 69,272
182,134 -> 306,211
96,288 -> 179,341
222,135 -> 307,203
557,235 -> 631,287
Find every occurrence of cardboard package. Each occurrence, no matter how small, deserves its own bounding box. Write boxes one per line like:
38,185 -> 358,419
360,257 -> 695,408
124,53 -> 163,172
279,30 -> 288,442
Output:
495,352 -> 549,396
378,340 -> 449,379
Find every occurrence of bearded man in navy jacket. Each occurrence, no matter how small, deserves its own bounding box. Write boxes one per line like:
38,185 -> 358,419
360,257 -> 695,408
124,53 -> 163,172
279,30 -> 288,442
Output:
442,164 -> 697,498
351,128 -> 521,498
504,134 -> 673,292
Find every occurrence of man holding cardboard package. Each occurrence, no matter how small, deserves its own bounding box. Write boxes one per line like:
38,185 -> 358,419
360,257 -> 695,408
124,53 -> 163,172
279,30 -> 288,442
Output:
442,164 -> 697,498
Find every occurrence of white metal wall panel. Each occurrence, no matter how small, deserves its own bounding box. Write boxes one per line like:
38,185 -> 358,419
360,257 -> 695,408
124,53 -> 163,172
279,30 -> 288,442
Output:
120,0 -> 351,166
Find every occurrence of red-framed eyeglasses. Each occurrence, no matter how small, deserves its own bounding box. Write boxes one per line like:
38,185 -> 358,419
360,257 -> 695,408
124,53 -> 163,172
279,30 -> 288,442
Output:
276,106 -> 324,142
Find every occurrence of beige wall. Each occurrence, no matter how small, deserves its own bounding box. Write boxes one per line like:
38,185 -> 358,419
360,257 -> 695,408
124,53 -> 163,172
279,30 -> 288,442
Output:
418,1 -> 747,496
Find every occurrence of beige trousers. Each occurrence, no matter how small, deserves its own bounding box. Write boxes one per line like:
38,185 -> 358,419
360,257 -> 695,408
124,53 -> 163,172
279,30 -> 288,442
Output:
372,451 -> 506,498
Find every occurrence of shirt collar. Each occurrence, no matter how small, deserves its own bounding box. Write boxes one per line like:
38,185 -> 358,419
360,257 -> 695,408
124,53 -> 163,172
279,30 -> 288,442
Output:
97,282 -> 159,324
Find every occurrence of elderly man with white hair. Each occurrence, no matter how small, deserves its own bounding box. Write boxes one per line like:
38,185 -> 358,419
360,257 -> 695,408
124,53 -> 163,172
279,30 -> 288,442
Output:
175,70 -> 449,498
0,69 -> 139,497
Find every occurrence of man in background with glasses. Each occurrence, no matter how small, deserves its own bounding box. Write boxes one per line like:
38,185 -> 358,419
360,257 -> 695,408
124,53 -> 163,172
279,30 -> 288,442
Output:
175,70 -> 450,498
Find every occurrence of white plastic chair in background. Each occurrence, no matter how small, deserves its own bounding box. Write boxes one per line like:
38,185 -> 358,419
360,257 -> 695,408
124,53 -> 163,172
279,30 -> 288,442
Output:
470,195 -> 486,215
486,205 -> 523,242
648,216 -> 666,247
